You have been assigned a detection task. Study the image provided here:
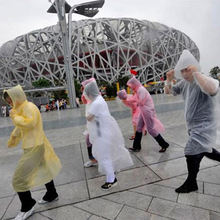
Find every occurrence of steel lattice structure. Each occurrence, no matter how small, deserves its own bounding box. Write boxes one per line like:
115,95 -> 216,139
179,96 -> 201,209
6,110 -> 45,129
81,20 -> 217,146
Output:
0,18 -> 200,88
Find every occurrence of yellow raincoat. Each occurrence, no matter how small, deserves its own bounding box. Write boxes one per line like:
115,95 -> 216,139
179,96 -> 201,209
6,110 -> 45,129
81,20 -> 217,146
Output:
3,85 -> 62,192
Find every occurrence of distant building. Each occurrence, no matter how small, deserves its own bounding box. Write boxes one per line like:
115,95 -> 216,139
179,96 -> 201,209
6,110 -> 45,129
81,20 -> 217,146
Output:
0,18 -> 200,88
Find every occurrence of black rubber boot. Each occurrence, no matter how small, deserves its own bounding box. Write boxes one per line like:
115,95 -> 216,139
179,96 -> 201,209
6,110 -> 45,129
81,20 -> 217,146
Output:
42,180 -> 58,202
18,191 -> 36,212
154,134 -> 169,152
175,155 -> 202,193
129,131 -> 142,152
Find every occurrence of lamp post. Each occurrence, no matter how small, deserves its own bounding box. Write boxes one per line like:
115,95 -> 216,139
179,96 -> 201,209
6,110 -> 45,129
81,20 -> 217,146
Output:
47,0 -> 105,108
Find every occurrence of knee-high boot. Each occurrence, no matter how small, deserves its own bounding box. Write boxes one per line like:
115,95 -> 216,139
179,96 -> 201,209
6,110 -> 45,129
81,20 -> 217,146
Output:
129,131 -> 142,152
154,134 -> 169,152
17,191 -> 36,212
175,154 -> 202,193
43,180 -> 58,202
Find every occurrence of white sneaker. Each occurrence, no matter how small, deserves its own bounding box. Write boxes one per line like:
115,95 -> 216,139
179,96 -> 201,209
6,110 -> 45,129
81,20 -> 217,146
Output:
14,207 -> 35,220
84,160 -> 98,168
38,196 -> 59,204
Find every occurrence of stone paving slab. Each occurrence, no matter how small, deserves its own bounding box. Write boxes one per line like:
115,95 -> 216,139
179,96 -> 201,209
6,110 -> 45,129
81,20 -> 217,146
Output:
1,94 -> 220,220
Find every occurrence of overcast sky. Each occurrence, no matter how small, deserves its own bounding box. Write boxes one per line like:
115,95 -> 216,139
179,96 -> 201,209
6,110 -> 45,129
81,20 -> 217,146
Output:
0,0 -> 219,74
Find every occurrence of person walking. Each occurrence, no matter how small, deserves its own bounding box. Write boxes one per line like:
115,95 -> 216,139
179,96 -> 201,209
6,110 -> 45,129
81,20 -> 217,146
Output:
117,89 -> 147,140
164,49 -> 220,193
127,76 -> 169,152
81,78 -> 98,167
3,85 -> 62,220
83,80 -> 134,190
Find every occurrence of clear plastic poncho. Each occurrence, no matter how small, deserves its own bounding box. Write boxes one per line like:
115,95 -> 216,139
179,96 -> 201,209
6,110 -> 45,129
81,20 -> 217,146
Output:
3,85 -> 62,192
127,77 -> 164,136
172,50 -> 219,155
81,78 -> 96,104
84,82 -> 134,174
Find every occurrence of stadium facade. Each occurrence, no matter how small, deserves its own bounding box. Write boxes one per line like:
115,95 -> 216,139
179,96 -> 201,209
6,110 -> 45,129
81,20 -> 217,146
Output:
0,18 -> 200,89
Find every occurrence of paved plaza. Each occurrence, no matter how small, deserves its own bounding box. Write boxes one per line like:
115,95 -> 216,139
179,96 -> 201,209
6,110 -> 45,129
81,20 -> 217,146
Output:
1,94 -> 220,220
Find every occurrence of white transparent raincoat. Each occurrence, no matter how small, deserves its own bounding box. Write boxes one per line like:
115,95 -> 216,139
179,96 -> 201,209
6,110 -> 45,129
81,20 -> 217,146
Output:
173,50 -> 219,155
83,82 -> 134,174
3,85 -> 62,192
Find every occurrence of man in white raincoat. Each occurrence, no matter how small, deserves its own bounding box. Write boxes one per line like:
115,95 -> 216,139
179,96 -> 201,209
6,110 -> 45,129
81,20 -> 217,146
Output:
164,50 -> 220,193
3,85 -> 62,220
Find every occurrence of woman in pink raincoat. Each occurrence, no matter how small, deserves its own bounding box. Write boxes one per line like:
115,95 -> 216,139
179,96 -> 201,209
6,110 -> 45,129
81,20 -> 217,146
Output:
127,77 -> 169,152
117,89 -> 146,140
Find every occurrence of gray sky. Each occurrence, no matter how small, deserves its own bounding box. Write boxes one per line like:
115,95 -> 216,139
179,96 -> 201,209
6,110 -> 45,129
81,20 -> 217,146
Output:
0,0 -> 219,74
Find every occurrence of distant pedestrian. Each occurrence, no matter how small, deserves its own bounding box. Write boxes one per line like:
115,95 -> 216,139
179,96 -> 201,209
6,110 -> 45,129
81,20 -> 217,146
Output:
3,85 -> 62,220
164,50 -> 220,193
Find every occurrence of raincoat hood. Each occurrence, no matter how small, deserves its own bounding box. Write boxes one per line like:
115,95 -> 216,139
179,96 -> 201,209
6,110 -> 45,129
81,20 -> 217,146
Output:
127,77 -> 142,91
83,81 -> 100,102
81,78 -> 96,88
3,85 -> 27,109
174,50 -> 201,79
117,89 -> 127,100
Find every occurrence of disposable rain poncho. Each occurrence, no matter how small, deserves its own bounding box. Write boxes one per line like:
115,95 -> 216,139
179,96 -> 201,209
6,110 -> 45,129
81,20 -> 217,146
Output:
81,78 -> 96,104
127,77 -> 164,136
83,82 -> 133,174
173,50 -> 220,155
3,85 -> 62,192
117,89 -> 140,126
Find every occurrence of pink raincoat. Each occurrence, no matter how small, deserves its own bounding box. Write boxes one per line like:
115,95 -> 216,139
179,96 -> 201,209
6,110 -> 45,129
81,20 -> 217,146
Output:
117,89 -> 140,126
127,77 -> 164,136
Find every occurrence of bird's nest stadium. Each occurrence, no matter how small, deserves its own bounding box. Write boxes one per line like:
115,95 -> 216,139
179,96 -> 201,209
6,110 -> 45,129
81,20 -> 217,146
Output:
0,17 -> 200,89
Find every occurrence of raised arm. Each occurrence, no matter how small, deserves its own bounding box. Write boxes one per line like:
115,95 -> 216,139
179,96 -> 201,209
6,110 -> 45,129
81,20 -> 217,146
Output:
192,69 -> 219,95
164,70 -> 175,94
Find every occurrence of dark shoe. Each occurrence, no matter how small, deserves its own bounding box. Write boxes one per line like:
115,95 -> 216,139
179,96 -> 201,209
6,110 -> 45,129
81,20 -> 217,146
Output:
101,178 -> 117,190
129,135 -> 135,140
175,182 -> 198,193
154,134 -> 169,152
159,147 -> 168,153
129,148 -> 141,152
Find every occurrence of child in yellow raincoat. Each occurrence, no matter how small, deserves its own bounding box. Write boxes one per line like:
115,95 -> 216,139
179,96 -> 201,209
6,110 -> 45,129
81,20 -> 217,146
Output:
3,85 -> 62,220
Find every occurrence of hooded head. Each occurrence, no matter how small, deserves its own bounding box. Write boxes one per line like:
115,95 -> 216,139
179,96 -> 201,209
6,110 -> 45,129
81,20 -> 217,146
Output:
127,76 -> 142,91
174,50 -> 201,80
83,81 -> 100,102
81,78 -> 96,88
3,85 -> 27,109
117,89 -> 127,100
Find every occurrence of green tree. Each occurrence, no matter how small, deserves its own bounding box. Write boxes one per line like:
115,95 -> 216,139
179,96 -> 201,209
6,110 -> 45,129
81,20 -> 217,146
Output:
74,79 -> 81,98
106,83 -> 117,98
209,66 -> 220,80
32,78 -> 51,88
118,76 -> 130,89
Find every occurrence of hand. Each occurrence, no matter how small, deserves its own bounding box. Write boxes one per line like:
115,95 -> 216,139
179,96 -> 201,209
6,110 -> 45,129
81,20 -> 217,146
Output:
188,65 -> 197,73
7,136 -> 19,148
166,70 -> 175,81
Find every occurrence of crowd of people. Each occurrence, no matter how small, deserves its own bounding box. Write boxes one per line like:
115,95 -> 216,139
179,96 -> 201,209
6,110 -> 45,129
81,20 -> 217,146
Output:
2,50 -> 220,220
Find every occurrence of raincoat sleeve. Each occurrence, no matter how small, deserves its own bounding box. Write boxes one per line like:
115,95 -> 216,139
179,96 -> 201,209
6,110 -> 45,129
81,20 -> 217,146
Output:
11,104 -> 38,129
193,72 -> 219,96
171,80 -> 184,96
7,127 -> 21,148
